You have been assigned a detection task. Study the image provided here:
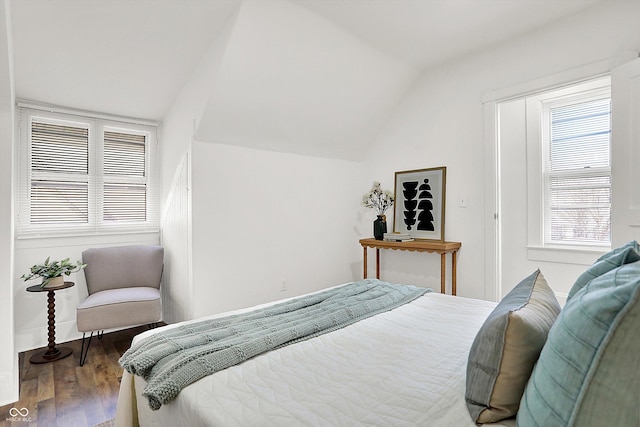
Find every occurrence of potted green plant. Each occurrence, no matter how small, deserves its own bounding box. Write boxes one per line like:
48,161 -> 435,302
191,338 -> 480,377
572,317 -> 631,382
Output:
21,257 -> 87,288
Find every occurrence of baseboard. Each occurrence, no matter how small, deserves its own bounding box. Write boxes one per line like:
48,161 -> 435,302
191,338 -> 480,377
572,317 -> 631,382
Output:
15,320 -> 166,353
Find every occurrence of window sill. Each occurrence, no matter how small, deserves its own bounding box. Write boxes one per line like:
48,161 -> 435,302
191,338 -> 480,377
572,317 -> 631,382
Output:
15,229 -> 160,250
527,245 -> 608,266
17,227 -> 159,240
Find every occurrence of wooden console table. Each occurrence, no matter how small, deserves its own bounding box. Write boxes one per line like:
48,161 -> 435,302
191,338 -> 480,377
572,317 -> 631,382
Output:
26,281 -> 75,364
359,238 -> 461,295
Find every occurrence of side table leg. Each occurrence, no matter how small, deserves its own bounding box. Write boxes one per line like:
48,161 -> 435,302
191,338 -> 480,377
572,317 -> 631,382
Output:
375,248 -> 380,279
30,290 -> 73,364
45,290 -> 59,358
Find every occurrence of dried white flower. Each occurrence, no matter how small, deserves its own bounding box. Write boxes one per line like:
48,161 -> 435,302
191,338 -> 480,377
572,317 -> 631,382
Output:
362,182 -> 394,215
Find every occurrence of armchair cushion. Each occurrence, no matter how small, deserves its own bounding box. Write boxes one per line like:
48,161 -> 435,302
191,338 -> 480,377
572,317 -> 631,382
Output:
77,287 -> 161,332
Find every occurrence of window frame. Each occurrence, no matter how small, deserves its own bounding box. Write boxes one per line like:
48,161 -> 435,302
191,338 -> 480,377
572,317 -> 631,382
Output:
17,106 -> 159,237
525,77 -> 611,258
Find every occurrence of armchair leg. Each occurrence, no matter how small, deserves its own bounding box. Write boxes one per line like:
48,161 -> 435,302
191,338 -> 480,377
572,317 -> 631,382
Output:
79,330 -> 104,366
79,332 -> 93,366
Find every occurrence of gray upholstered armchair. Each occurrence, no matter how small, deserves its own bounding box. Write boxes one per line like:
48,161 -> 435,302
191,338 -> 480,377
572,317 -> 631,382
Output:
76,245 -> 164,366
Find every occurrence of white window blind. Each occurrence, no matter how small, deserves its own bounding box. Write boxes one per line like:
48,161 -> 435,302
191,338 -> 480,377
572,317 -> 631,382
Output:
104,131 -> 145,176
31,121 -> 88,174
29,119 -> 90,226
103,129 -> 148,222
543,95 -> 611,245
18,107 -> 158,236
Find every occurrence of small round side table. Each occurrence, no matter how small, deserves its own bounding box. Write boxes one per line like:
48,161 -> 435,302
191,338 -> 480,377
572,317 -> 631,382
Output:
26,281 -> 75,364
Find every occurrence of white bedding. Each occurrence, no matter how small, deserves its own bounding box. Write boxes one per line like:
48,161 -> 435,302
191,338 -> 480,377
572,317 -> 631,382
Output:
115,290 -> 513,427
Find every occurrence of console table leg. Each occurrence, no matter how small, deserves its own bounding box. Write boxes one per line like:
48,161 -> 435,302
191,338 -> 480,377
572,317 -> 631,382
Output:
363,247 -> 368,279
440,253 -> 446,294
452,251 -> 458,296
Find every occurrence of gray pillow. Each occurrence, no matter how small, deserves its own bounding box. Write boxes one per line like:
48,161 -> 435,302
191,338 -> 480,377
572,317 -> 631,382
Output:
465,270 -> 561,423
517,261 -> 640,427
567,240 -> 640,301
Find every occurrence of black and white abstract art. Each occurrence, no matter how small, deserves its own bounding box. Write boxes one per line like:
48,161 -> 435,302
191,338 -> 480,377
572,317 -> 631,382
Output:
393,167 -> 446,240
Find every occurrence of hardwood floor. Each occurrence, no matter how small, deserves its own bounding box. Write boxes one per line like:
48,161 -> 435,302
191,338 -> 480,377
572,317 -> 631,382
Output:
0,325 -> 150,427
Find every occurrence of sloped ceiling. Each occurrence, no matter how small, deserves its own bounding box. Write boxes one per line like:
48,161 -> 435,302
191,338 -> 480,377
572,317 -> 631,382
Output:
195,0 -> 418,159
10,0 -> 242,120
296,0 -> 603,69
9,0 -> 602,159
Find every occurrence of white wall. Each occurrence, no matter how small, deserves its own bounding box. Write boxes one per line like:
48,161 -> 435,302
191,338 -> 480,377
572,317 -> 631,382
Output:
164,48 -> 367,320
159,7 -> 240,322
160,153 -> 191,324
190,142 -> 364,318
159,0 -> 371,321
0,0 -> 17,406
159,4 -> 240,206
362,0 -> 640,300
611,58 -> 640,247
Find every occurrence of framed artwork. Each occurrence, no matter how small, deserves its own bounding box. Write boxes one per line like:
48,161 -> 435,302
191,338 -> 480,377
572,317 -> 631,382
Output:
393,166 -> 446,241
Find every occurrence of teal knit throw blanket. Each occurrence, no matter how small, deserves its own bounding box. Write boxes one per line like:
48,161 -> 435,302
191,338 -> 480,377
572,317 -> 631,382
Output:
120,279 -> 430,410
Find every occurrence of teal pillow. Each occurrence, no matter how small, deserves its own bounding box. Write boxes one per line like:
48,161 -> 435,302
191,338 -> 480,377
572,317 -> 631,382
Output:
465,270 -> 560,423
517,261 -> 640,427
567,240 -> 640,301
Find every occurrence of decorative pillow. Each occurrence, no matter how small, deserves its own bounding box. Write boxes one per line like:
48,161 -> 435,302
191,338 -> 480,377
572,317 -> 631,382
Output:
465,270 -> 561,424
567,240 -> 640,301
517,261 -> 640,427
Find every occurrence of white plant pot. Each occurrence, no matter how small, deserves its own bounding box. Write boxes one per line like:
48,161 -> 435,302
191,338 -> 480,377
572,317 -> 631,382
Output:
42,276 -> 64,288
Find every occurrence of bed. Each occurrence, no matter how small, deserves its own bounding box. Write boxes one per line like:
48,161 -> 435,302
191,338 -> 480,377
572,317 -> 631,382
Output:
114,281 -> 514,427
114,243 -> 640,427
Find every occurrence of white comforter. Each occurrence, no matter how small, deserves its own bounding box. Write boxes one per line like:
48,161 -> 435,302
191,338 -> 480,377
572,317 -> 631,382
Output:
115,291 -> 506,427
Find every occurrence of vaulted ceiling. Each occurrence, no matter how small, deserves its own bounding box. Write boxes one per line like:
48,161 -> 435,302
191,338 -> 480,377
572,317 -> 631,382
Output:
8,0 -> 602,159
10,0 -> 241,119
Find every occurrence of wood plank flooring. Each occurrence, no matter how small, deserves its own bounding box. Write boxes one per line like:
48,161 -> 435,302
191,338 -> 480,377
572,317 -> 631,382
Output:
0,325 -> 150,427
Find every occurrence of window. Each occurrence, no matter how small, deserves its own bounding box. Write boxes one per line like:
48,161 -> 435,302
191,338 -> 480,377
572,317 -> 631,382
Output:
17,107 -> 159,236
526,77 -> 611,250
542,96 -> 611,245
